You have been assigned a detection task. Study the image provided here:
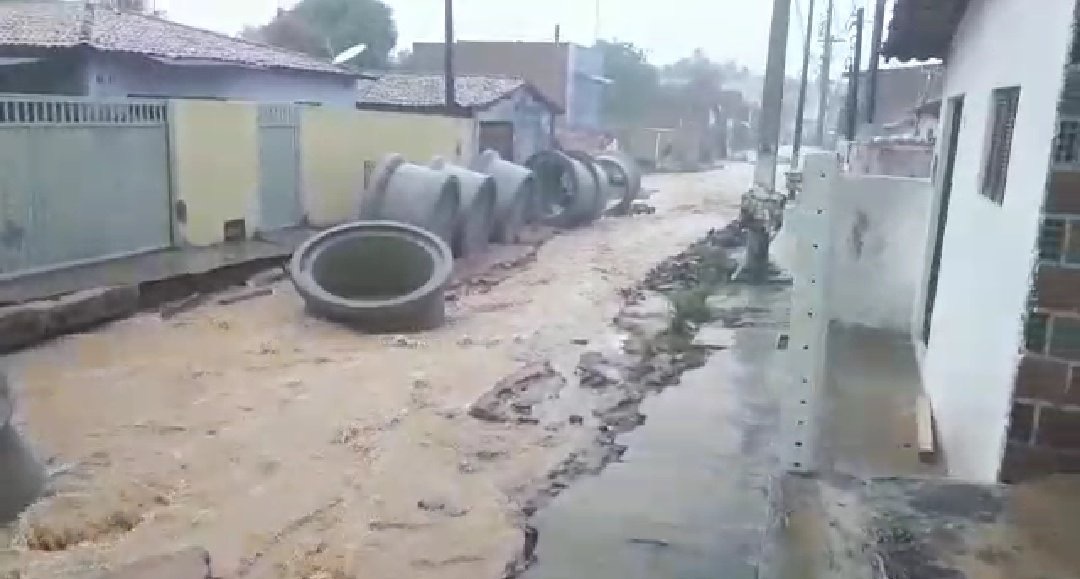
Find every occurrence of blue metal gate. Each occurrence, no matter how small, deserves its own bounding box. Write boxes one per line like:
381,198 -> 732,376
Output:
0,96 -> 172,276
257,105 -> 302,231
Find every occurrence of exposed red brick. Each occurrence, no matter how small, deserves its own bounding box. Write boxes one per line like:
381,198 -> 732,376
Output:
1047,171 -> 1080,215
1000,442 -> 1080,482
1036,266 -> 1080,313
1014,354 -> 1070,402
1036,407 -> 1080,449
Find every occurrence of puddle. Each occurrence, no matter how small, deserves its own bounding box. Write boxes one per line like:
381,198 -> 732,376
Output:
523,285 -> 788,579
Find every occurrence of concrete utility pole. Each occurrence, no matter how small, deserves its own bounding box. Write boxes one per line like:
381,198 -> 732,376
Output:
845,8 -> 864,140
792,0 -> 817,169
444,0 -> 456,107
867,0 -> 887,124
753,0 -> 793,193
814,0 -> 834,146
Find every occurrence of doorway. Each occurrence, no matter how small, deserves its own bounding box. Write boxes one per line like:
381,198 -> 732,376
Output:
923,95 -> 965,344
480,121 -> 515,162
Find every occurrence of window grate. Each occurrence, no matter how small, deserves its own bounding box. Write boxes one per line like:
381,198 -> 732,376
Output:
981,86 -> 1021,204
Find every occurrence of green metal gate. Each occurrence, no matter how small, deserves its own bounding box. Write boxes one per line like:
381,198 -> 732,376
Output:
257,105 -> 302,231
0,95 -> 172,276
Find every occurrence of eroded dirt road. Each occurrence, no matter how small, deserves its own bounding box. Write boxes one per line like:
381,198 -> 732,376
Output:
1,166 -> 747,579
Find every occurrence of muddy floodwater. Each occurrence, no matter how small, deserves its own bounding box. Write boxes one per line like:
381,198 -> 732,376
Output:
0,168 -> 747,578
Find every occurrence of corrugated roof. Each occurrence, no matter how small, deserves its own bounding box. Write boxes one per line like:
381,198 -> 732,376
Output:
357,73 -> 561,112
0,2 -> 352,76
884,0 -> 969,61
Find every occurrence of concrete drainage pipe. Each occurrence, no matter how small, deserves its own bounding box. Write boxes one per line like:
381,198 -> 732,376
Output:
471,150 -> 536,244
430,157 -> 497,258
290,221 -> 454,332
525,150 -> 600,228
361,154 -> 461,246
0,376 -> 45,523
596,151 -> 643,215
565,150 -> 609,224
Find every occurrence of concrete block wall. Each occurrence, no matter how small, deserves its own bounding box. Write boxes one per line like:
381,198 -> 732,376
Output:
1004,168 -> 1080,480
300,108 -> 477,226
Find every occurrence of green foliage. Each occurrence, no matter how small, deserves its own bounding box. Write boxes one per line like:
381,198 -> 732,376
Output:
598,40 -> 659,125
242,0 -> 397,69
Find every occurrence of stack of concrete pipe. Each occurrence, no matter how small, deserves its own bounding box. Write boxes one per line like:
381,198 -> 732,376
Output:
289,150 -> 640,333
471,150 -> 536,244
596,151 -> 643,215
290,221 -> 454,332
360,154 -> 461,246
0,374 -> 45,523
429,157 -> 497,259
526,149 -> 642,228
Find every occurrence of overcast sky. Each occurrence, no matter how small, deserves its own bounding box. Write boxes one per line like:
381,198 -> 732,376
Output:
158,0 -> 883,72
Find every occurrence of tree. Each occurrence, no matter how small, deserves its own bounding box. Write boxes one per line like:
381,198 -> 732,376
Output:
598,41 -> 658,126
243,0 -> 397,69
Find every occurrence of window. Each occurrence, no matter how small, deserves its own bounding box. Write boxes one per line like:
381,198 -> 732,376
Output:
980,86 -> 1021,204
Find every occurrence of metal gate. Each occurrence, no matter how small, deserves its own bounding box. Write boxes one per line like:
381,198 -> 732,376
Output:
257,105 -> 302,231
0,96 -> 172,276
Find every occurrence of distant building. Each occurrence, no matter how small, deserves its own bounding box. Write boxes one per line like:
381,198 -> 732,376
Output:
0,2 -> 358,106
408,41 -> 607,131
357,73 -> 562,163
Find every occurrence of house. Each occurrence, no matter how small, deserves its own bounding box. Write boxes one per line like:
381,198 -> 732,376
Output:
357,73 -> 561,164
408,41 -> 606,131
0,1 -> 358,106
883,0 -> 1080,482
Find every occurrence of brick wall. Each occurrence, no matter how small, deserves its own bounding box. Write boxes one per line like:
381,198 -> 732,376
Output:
1003,170 -> 1080,481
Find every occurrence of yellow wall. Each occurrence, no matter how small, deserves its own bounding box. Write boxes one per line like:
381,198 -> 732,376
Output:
300,108 -> 477,226
170,101 -> 259,246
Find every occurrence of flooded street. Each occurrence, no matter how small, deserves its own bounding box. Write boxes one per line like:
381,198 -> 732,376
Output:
524,284 -> 788,579
1,166 -> 750,578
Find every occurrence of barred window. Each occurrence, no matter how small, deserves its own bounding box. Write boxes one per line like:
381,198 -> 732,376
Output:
981,86 -> 1021,204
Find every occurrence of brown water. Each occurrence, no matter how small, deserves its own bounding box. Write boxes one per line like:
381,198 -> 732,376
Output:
1,167 -> 748,578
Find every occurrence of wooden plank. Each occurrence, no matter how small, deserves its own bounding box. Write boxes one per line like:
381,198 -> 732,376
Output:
916,394 -> 936,463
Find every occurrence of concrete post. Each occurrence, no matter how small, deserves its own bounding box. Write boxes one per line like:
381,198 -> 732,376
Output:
753,0 -> 793,193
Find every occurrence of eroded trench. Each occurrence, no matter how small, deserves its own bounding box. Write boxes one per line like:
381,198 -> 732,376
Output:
466,221 -> 787,578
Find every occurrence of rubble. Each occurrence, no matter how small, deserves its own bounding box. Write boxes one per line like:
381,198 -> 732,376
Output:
468,362 -> 567,423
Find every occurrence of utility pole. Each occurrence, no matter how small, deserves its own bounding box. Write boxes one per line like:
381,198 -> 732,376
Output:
845,8 -> 864,140
814,0 -> 834,146
743,0 -> 792,275
792,0 -> 817,169
594,0 -> 602,42
753,0 -> 793,193
444,0 -> 456,108
867,0 -> 887,124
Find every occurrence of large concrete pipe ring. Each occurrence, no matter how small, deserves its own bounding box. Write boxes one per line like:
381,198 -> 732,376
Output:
361,154 -> 461,246
0,375 -> 45,523
596,151 -> 643,215
525,150 -> 600,228
471,150 -> 536,244
564,150 -> 608,224
430,157 -> 497,258
290,221 -> 454,332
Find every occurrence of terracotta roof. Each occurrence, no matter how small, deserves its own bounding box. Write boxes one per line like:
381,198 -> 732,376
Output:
357,73 -> 562,112
884,0 -> 969,61
0,2 -> 352,76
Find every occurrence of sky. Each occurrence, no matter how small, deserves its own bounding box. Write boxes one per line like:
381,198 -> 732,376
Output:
157,0 -> 885,72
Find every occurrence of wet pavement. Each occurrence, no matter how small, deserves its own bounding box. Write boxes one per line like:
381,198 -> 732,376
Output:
524,283 -> 789,579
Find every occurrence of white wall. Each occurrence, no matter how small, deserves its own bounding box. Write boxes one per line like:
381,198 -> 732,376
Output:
828,175 -> 932,332
86,54 -> 357,108
915,0 -> 1074,482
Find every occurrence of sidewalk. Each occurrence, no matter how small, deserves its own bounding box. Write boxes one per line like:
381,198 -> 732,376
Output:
0,228 -> 314,306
